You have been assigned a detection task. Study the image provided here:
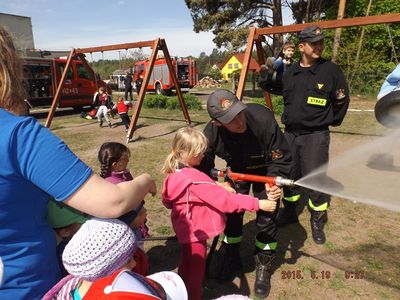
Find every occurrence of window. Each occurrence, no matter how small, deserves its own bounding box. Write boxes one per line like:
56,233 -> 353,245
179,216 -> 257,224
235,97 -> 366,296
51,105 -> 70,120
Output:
234,63 -> 239,69
59,64 -> 73,79
228,64 -> 233,69
77,64 -> 95,81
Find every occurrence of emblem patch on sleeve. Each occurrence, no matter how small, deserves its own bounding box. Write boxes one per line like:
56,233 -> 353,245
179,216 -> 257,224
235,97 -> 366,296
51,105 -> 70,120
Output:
336,88 -> 346,100
271,149 -> 284,160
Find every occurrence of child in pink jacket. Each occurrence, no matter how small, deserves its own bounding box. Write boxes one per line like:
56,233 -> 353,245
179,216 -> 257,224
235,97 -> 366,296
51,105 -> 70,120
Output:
161,127 -> 278,300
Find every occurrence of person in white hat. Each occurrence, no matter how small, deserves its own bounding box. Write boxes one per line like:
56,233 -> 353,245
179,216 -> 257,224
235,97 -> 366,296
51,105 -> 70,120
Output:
43,218 -> 187,300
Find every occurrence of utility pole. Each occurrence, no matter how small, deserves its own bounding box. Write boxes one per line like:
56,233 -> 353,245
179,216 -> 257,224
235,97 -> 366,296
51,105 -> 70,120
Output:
331,0 -> 347,63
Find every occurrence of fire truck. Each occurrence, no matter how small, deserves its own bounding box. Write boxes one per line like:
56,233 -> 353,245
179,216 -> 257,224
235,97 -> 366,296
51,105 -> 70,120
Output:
22,54 -> 110,112
133,57 -> 197,95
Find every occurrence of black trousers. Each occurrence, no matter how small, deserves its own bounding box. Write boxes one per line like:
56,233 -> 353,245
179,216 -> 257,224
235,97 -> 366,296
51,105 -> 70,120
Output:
125,87 -> 133,101
223,180 -> 279,252
283,130 -> 331,208
119,113 -> 131,130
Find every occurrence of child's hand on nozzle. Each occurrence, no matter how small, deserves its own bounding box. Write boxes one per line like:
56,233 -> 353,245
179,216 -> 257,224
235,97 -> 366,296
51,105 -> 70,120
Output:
265,183 -> 281,202
259,199 -> 278,212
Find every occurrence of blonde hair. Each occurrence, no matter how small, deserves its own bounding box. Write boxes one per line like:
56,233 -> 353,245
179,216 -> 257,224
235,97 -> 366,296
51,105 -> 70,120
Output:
0,27 -> 27,115
162,127 -> 208,174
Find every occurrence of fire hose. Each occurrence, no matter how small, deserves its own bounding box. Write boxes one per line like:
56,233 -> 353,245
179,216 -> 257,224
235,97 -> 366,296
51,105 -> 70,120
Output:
210,167 -> 295,187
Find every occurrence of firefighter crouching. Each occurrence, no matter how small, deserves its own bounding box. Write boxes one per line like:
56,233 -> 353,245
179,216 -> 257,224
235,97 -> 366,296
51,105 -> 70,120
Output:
198,89 -> 292,298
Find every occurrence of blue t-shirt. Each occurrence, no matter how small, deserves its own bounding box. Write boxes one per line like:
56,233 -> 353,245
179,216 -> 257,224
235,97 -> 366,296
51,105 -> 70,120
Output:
0,109 -> 92,299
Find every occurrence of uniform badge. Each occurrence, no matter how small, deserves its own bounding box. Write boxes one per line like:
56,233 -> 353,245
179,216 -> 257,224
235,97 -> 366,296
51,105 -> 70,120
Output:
336,88 -> 346,100
271,149 -> 283,160
220,98 -> 233,110
317,83 -> 324,89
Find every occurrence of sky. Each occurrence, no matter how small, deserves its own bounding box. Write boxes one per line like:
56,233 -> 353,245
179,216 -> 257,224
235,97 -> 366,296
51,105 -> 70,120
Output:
1,0 -> 292,60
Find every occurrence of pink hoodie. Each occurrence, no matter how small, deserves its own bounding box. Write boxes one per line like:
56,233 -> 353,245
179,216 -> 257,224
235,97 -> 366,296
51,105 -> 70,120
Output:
162,167 -> 260,244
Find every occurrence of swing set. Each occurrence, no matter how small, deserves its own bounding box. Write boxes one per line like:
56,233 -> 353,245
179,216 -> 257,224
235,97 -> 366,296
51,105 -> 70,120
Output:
236,13 -> 400,110
44,38 -> 191,143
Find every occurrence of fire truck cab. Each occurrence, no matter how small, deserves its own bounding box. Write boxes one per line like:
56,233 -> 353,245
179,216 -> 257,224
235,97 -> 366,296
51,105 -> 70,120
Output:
133,57 -> 197,95
23,56 -> 110,111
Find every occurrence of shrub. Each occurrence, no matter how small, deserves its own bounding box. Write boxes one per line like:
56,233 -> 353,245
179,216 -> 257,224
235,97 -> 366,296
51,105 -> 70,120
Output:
144,94 -> 168,109
144,93 -> 202,110
248,95 -> 284,116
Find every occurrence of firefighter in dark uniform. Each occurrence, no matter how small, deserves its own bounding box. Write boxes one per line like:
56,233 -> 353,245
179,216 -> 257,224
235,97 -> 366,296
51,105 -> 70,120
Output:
277,26 -> 350,244
198,89 -> 292,298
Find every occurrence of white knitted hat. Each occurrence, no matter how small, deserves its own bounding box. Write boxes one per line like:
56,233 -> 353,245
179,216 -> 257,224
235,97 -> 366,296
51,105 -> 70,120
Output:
62,218 -> 137,281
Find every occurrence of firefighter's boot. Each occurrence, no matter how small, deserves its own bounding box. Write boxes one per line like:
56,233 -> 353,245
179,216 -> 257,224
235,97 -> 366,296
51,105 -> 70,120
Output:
276,201 -> 298,227
254,251 -> 275,298
310,210 -> 328,244
215,242 -> 242,283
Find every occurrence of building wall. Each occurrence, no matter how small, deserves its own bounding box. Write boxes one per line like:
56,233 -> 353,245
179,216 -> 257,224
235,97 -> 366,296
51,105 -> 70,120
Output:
221,56 -> 242,80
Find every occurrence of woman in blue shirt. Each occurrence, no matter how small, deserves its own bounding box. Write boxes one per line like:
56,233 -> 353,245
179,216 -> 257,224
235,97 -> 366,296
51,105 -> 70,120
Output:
0,26 -> 157,300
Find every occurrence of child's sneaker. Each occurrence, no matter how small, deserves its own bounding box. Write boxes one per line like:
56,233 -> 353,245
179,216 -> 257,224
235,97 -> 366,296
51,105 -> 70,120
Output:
99,121 -> 103,127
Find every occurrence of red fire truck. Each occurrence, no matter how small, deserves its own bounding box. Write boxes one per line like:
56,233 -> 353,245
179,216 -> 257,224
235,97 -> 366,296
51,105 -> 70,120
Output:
23,55 -> 110,112
133,57 -> 197,95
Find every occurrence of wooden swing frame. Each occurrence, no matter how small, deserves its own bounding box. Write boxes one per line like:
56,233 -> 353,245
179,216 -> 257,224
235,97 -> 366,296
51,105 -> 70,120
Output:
236,13 -> 400,110
44,38 -> 191,143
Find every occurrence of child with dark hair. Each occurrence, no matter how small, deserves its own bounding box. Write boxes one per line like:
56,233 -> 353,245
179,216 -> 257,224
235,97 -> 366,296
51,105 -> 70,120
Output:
93,87 -> 113,128
47,198 -> 88,276
98,142 -> 149,275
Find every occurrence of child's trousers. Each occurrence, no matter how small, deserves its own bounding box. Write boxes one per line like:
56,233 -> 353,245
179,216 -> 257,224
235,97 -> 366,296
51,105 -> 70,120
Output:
178,240 -> 207,300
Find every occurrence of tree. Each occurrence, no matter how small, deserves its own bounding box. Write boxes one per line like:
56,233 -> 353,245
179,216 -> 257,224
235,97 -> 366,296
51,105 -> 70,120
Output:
185,0 -> 284,55
323,0 -> 400,94
286,0 -> 336,23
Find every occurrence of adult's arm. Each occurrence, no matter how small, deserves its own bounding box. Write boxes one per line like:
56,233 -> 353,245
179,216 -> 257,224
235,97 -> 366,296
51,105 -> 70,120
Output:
197,121 -> 217,176
331,64 -> 350,126
13,116 -> 156,218
64,173 -> 156,218
255,106 -> 292,178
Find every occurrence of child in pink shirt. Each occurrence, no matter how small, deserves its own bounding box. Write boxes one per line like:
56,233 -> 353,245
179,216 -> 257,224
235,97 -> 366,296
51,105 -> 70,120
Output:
161,127 -> 278,300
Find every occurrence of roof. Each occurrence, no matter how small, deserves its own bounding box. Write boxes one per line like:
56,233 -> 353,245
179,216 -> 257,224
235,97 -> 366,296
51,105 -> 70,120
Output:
112,69 -> 130,75
221,52 -> 260,71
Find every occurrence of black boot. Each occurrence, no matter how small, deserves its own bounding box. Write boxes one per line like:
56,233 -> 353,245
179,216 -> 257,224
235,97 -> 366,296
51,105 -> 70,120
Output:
214,243 -> 242,283
276,201 -> 299,227
254,252 -> 275,298
310,210 -> 328,244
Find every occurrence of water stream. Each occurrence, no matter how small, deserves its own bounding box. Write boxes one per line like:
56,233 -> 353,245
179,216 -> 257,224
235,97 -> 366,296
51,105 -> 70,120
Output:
295,129 -> 400,212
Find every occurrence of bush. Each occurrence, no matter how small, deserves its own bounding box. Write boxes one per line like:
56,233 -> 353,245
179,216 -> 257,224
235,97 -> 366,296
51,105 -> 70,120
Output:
144,94 -> 168,109
248,95 -> 284,116
144,93 -> 202,110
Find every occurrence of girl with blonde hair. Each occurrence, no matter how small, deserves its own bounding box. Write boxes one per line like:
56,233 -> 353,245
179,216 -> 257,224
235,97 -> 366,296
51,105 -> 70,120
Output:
162,127 -> 278,300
